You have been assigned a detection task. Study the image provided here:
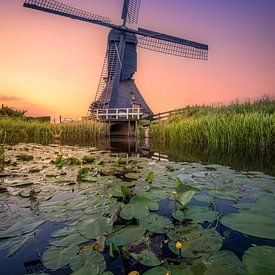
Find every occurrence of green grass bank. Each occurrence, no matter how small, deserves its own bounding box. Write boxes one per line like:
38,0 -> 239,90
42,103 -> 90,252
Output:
150,97 -> 275,147
0,118 -> 106,144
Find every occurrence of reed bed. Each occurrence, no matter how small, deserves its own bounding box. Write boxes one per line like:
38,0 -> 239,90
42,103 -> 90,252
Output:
151,98 -> 275,147
0,118 -> 106,144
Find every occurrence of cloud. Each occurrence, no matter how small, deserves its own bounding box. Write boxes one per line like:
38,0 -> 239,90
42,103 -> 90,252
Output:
0,95 -> 23,101
0,94 -> 56,117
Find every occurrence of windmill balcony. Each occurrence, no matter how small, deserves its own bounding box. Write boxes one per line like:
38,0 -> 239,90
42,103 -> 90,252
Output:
93,108 -> 142,121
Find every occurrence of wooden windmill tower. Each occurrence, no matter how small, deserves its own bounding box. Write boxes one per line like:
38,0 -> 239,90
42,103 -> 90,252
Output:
23,0 -> 208,118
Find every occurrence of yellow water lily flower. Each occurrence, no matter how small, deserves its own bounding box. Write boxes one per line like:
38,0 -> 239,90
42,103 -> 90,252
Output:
165,272 -> 171,275
176,241 -> 183,249
128,271 -> 140,275
172,191 -> 177,197
163,239 -> 169,244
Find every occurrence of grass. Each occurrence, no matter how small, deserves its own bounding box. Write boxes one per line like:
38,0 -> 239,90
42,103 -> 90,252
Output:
0,118 -> 107,144
150,97 -> 275,147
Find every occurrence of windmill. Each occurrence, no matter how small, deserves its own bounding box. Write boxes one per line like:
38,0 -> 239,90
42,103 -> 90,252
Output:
23,0 -> 208,117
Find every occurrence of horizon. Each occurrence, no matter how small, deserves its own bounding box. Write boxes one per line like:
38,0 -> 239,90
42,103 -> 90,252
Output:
0,0 -> 274,118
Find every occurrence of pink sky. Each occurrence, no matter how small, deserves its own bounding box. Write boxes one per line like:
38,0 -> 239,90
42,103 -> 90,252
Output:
0,0 -> 274,118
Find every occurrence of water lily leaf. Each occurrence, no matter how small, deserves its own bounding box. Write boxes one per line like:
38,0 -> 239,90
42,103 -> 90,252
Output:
173,206 -> 218,224
0,217 -> 44,239
204,250 -> 246,275
177,190 -> 195,206
70,250 -> 106,274
42,244 -> 78,270
143,266 -> 167,275
109,242 -> 120,258
208,189 -> 239,201
168,228 -> 223,258
139,214 -> 173,234
221,213 -> 275,240
144,265 -> 192,275
145,171 -> 154,184
49,233 -> 88,247
77,217 -> 113,239
106,225 -> 146,246
71,266 -> 99,275
51,226 -> 77,238
132,250 -> 161,267
120,195 -> 159,220
16,154 -> 33,161
121,185 -> 132,199
243,245 -> 275,275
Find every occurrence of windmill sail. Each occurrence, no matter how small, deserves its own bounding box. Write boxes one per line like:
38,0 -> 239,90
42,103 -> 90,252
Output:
121,0 -> 142,24
89,42 -> 120,111
23,0 -> 113,28
136,28 -> 208,60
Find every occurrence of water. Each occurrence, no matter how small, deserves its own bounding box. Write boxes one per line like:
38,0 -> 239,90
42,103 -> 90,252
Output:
0,138 -> 274,274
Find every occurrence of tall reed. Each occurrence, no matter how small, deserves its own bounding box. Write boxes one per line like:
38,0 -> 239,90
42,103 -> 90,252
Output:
151,98 -> 275,147
0,118 -> 106,144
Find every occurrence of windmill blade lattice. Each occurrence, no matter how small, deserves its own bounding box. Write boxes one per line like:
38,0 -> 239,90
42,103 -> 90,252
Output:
89,42 -> 120,112
23,0 -> 112,27
121,0 -> 142,24
136,28 -> 208,60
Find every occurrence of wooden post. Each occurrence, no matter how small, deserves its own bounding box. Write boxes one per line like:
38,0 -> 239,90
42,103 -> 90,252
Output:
106,109 -> 108,120
128,120 -> 130,137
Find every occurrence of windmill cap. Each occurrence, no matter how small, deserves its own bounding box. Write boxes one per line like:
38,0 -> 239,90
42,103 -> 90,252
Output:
108,29 -> 137,44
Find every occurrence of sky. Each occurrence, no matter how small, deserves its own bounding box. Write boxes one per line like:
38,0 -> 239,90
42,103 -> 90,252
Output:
0,0 -> 274,118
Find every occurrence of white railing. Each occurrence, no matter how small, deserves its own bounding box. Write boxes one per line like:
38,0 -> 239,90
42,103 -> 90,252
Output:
94,108 -> 142,120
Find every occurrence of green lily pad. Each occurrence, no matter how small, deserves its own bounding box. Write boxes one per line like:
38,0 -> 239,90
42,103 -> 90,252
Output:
168,228 -> 223,258
243,246 -> 275,275
139,214 -> 173,233
0,217 -> 44,239
16,154 -> 34,161
204,250 -> 246,275
144,264 -> 192,275
173,206 -> 218,224
70,250 -> 106,274
106,225 -> 146,246
143,266 -> 167,275
42,244 -> 78,270
77,217 -> 113,239
221,214 -> 275,240
50,233 -> 88,247
120,195 -> 159,220
71,266 -> 99,275
131,249 -> 161,267
177,190 -> 195,206
51,226 -> 77,238
208,189 -> 239,201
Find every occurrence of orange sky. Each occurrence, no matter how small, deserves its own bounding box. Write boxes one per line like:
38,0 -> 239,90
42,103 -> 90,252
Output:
0,0 -> 274,118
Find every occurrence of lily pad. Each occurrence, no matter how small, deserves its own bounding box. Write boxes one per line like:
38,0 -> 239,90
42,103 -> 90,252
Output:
139,214 -> 173,233
131,250 -> 161,267
144,264 -> 192,275
173,206 -> 218,224
0,217 -> 44,239
106,226 -> 146,246
70,250 -> 106,274
42,244 -> 78,270
168,228 -> 223,258
120,195 -> 159,220
204,250 -> 246,275
50,233 -> 88,247
77,217 -> 113,239
177,190 -> 195,206
243,245 -> 275,275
